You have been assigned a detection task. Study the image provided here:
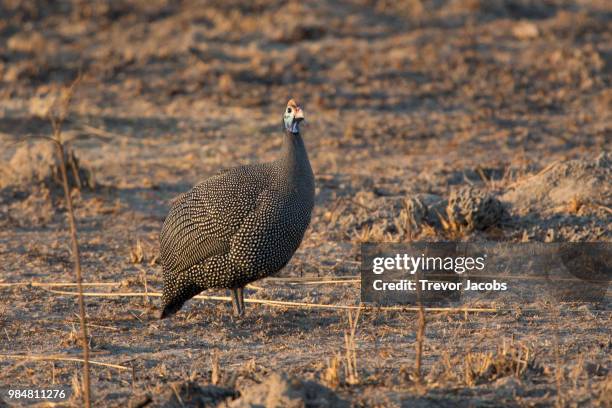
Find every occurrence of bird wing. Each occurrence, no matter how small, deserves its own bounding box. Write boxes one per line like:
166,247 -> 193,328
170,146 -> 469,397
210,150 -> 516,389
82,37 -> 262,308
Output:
159,163 -> 272,275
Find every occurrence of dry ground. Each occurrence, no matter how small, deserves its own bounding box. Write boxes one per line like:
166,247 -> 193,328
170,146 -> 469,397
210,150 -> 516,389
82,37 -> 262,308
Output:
0,0 -> 610,406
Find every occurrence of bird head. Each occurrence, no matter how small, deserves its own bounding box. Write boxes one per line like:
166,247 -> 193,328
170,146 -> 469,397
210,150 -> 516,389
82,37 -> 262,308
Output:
283,99 -> 304,134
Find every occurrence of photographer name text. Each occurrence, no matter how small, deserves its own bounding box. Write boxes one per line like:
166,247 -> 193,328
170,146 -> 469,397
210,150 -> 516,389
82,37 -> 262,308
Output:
372,279 -> 507,291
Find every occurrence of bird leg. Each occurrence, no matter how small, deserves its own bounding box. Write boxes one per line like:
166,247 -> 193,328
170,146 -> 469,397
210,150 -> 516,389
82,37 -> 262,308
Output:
231,287 -> 245,317
237,286 -> 245,313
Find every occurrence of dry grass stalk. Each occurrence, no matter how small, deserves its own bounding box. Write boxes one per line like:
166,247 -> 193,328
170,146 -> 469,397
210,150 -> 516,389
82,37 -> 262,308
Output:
0,354 -> 129,371
71,372 -> 82,402
463,352 -> 483,387
414,304 -> 426,382
595,203 -> 612,215
0,282 -> 120,288
41,287 -> 499,313
598,376 -> 612,406
567,195 -> 583,214
169,383 -> 184,406
343,305 -> 361,385
76,123 -> 130,144
48,75 -> 92,408
1,271 -> 592,289
569,354 -> 584,390
322,355 -> 341,389
406,205 -> 413,241
136,265 -> 150,306
439,350 -> 459,384
130,239 -> 145,264
211,352 -> 220,385
552,311 -> 565,408
414,270 -> 426,384
59,324 -> 80,348
408,226 -> 428,384
266,276 -> 358,282
324,198 -> 344,225
463,340 -> 535,386
436,210 -> 466,239
355,224 -> 373,243
282,279 -> 360,285
475,165 -> 490,186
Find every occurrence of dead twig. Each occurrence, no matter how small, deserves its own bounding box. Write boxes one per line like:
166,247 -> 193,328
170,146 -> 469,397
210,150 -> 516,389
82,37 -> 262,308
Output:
211,351 -> 220,385
0,282 -> 120,288
414,270 -> 426,385
0,354 -> 129,371
136,265 -> 150,306
281,279 -> 360,285
265,276 -> 358,282
48,74 -> 92,408
344,305 -> 361,385
39,287 -> 498,313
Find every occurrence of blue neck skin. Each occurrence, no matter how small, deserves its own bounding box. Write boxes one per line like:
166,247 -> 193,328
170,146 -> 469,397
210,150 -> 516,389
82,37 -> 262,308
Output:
285,120 -> 300,134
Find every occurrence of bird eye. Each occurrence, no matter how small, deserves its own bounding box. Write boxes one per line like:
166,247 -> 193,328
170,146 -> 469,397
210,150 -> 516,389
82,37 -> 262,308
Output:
287,108 -> 292,113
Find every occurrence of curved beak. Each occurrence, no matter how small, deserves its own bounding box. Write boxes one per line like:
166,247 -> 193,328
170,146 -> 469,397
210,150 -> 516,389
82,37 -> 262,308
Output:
294,107 -> 305,122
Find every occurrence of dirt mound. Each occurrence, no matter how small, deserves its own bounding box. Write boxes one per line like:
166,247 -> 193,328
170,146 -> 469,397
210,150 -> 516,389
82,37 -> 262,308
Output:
230,372 -> 348,408
501,153 -> 611,214
0,186 -> 55,227
446,187 -> 504,232
0,141 -> 95,191
263,2 -> 326,44
160,381 -> 237,407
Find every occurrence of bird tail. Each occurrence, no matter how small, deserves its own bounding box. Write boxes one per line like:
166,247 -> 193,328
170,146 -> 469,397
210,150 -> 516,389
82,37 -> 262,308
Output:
159,270 -> 204,319
159,287 -> 185,319
159,300 -> 183,319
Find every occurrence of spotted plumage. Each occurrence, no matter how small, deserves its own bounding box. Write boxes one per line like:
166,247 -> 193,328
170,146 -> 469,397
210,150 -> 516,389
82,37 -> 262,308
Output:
159,100 -> 314,318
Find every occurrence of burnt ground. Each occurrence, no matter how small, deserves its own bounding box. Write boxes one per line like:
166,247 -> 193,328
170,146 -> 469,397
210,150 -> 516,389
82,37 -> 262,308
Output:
0,0 -> 610,406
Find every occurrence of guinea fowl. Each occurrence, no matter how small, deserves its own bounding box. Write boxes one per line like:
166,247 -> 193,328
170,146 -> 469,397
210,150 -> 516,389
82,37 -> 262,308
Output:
159,100 -> 315,318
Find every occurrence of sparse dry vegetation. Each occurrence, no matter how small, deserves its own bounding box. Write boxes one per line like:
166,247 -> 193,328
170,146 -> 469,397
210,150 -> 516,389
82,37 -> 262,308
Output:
46,76 -> 92,408
463,341 -> 540,386
343,307 -> 361,386
0,0 -> 610,406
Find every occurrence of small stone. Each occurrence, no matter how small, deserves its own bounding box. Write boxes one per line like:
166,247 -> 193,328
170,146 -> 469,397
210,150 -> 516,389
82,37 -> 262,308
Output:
512,21 -> 539,40
218,73 -> 235,93
7,31 -> 46,53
